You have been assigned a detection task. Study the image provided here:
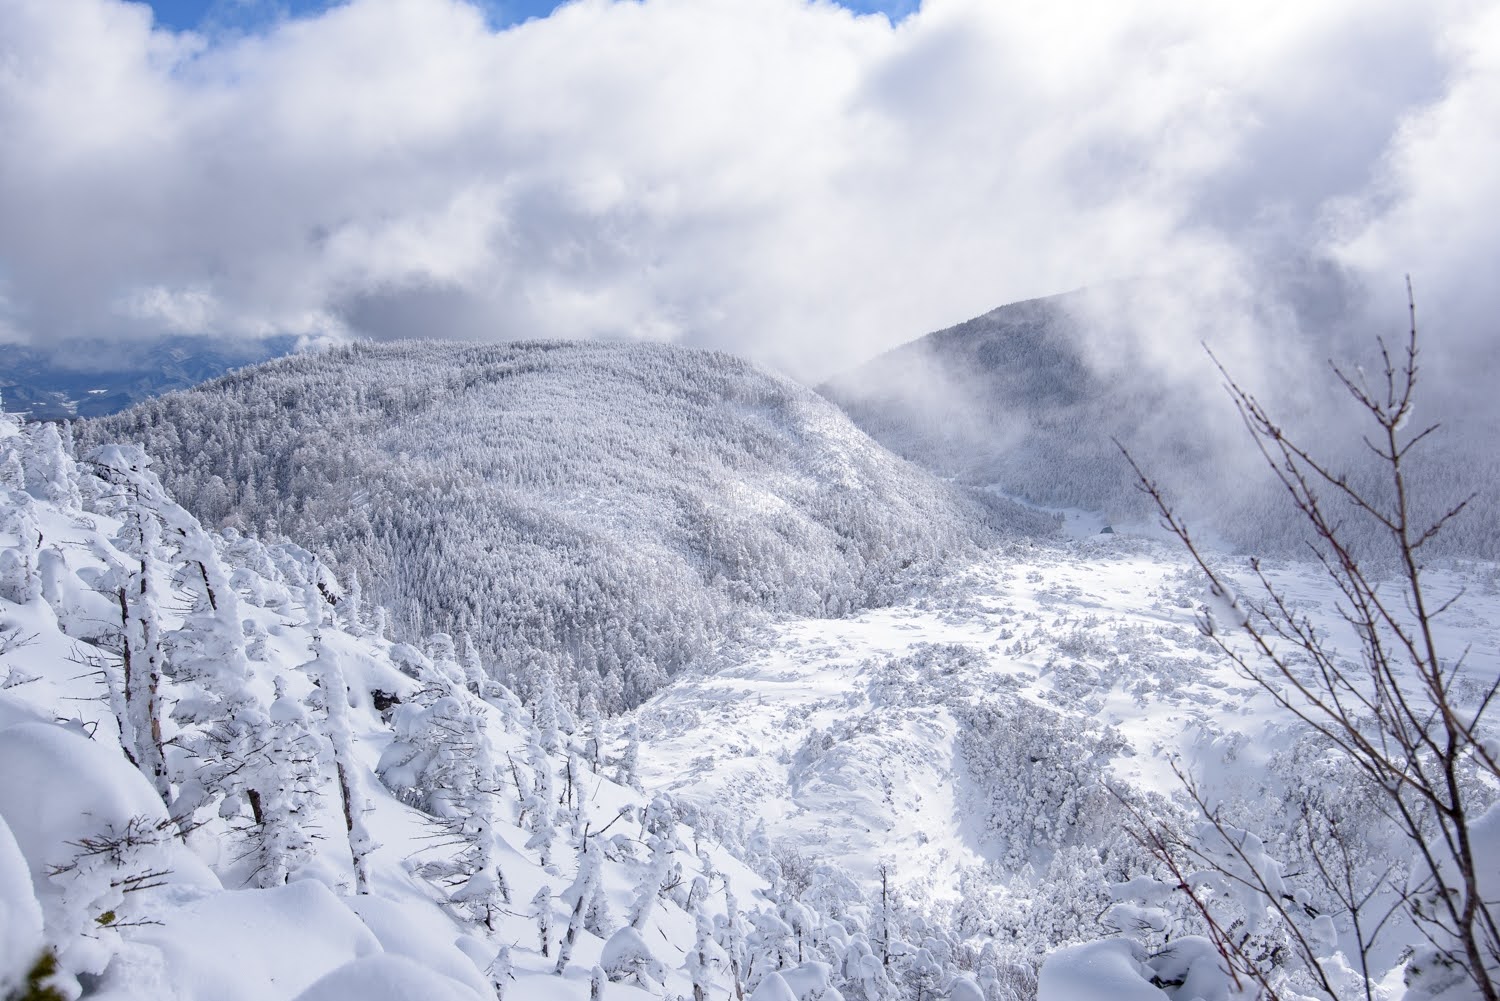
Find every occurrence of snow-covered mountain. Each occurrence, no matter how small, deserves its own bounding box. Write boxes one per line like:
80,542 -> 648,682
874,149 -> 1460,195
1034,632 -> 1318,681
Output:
0,411 -> 926,1001
81,339 -> 1048,713
7,409 -> 1494,1001
821,291 -> 1500,558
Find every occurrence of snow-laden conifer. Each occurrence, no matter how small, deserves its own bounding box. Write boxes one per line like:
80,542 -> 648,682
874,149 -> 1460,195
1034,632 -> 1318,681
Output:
299,577 -> 377,893
89,446 -> 174,811
253,676 -> 321,887
523,721 -> 556,869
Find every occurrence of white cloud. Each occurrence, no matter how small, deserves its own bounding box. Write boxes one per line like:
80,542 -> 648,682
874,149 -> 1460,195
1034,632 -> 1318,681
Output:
115,283 -> 221,331
0,0 -> 1493,381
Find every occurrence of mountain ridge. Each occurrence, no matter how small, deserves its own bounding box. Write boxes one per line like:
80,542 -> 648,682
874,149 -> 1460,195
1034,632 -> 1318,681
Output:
81,338 -> 1049,712
821,288 -> 1500,557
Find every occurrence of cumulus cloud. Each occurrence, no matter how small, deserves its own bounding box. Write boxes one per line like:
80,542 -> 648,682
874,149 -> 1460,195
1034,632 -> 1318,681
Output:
0,0 -> 1495,383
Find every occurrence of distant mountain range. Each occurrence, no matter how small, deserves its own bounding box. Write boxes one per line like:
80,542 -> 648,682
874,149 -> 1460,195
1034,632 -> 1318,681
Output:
1,335 -> 297,420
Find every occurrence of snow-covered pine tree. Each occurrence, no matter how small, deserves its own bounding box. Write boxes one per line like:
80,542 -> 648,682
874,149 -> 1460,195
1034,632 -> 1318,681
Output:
488,945 -> 513,1001
531,885 -> 552,957
439,708 -> 515,930
337,568 -> 366,636
254,676 -> 321,887
523,722 -> 556,869
628,830 -> 675,931
554,834 -> 600,975
838,931 -> 890,1001
20,421 -> 80,509
425,632 -> 468,690
684,910 -> 722,1001
780,898 -> 817,965
459,632 -> 488,696
299,577 -> 377,893
615,721 -> 642,791
89,446 -> 174,812
584,703 -> 606,770
717,886 -> 749,1001
600,924 -> 667,990
157,493 -> 271,831
744,908 -> 797,993
0,484 -> 41,606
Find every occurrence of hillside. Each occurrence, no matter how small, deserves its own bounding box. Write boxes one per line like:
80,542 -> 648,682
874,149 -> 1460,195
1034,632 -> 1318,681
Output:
821,290 -> 1500,557
1,412 -> 784,1001
9,362 -> 1497,1000
81,340 -> 1042,711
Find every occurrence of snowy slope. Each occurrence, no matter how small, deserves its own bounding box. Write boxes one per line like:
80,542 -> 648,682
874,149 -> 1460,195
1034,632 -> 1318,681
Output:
630,532 -> 1500,979
9,392 -> 1497,999
80,339 -> 1046,713
0,415 -> 852,1001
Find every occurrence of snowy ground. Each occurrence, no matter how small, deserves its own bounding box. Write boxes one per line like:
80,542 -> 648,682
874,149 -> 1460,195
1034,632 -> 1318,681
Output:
0,420 -> 775,1001
7,407 -> 1498,1000
631,532 -> 1500,903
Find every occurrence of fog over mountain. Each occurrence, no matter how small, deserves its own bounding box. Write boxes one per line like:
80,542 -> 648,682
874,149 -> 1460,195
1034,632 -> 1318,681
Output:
5,4 -> 1499,999
0,335 -> 295,420
823,282 -> 1500,558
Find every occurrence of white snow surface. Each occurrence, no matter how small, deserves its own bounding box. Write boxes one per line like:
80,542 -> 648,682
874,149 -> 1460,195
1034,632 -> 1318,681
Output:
631,534 -> 1500,903
1036,939 -> 1167,1001
4,409 -> 1498,1000
0,416 -> 773,1001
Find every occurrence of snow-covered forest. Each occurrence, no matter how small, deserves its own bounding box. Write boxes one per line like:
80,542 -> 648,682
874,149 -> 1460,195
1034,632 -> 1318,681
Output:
5,0 -> 1500,996
80,341 -> 1044,713
5,323 -> 1498,1001
3,408 -> 1001,1001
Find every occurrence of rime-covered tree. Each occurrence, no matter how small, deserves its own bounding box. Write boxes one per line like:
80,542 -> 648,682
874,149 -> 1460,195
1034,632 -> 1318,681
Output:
684,910 -> 723,1001
555,835 -> 607,975
531,885 -> 553,958
628,831 -> 675,932
717,886 -> 749,1001
89,446 -> 174,811
157,494 -> 271,831
254,677 -> 321,887
523,722 -> 557,869
299,578 -> 377,894
615,722 -> 643,792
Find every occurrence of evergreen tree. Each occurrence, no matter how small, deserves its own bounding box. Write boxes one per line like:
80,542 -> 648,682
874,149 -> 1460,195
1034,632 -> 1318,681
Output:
90,446 -> 174,812
300,579 -> 377,894
531,885 -> 553,958
255,677 -> 321,887
523,723 -> 556,869
555,835 -> 606,975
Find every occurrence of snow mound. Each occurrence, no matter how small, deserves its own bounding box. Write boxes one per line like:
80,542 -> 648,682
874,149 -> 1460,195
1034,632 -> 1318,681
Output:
0,811 -> 44,997
292,953 -> 487,1001
1037,939 -> 1166,1001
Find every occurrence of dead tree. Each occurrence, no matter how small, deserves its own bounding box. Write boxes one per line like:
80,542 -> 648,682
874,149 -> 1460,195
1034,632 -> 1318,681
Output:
1118,285 -> 1499,1000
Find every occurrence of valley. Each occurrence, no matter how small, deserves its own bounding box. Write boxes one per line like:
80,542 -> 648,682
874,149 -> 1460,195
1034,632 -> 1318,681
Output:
3,322 -> 1496,1001
632,534 -> 1500,906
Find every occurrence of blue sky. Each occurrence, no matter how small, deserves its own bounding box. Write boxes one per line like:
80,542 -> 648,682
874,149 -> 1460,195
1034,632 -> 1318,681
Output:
141,0 -> 917,33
